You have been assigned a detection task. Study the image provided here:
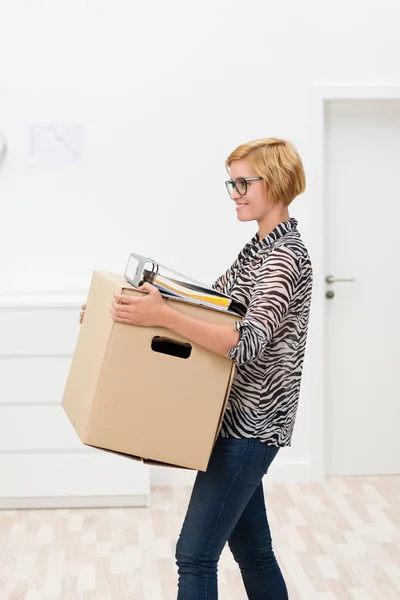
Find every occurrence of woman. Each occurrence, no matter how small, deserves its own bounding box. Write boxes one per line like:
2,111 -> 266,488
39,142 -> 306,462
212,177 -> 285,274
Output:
80,138 -> 313,599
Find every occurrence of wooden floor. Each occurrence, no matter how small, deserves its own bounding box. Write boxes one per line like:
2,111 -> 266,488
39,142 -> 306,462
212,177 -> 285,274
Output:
0,476 -> 399,600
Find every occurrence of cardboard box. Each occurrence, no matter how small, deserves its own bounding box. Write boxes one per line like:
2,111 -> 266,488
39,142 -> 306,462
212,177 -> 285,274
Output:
62,270 -> 240,471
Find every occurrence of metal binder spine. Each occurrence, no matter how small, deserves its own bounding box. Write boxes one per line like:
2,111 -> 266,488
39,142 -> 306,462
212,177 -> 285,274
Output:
124,252 -> 159,288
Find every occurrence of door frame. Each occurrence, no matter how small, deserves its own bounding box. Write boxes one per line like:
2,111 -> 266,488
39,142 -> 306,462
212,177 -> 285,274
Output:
308,84 -> 400,481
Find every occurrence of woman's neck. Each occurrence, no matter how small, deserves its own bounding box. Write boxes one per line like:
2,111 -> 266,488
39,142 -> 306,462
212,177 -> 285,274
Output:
257,205 -> 290,240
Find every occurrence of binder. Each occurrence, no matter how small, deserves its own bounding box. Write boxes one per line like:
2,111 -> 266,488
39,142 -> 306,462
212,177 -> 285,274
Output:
124,252 -> 233,312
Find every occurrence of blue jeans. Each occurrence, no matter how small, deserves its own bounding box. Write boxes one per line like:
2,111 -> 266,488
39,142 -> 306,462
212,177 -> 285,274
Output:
175,435 -> 288,599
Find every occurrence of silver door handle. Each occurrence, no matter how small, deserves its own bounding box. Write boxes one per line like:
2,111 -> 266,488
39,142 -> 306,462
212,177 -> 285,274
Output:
325,275 -> 356,284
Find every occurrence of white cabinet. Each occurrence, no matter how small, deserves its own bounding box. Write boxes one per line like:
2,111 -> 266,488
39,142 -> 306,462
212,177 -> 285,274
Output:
0,293 -> 150,509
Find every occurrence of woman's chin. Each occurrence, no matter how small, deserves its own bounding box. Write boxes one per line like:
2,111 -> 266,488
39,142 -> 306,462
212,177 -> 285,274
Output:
236,212 -> 253,222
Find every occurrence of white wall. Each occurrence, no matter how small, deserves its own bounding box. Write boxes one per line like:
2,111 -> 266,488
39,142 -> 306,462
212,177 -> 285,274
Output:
0,0 -> 399,486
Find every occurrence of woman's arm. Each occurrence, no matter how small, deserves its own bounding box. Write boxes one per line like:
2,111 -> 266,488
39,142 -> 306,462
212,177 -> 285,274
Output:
164,245 -> 301,363
111,284 -> 239,358
111,246 -> 301,364
227,246 -> 302,365
163,308 -> 240,358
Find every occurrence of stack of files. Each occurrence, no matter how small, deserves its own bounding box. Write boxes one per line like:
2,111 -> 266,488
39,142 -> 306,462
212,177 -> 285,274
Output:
124,252 -> 233,311
142,269 -> 231,310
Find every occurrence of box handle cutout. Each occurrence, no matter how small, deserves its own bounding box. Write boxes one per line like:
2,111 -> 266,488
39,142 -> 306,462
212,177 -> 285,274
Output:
151,336 -> 192,359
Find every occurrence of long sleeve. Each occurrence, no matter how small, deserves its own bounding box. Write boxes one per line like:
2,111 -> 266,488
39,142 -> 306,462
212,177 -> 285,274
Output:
227,246 -> 302,366
211,262 -> 235,293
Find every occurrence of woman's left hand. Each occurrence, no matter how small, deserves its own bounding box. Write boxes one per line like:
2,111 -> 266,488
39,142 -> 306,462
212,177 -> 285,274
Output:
110,283 -> 170,327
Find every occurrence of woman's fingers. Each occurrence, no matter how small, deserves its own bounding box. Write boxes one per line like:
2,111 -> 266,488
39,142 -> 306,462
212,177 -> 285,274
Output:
79,305 -> 86,324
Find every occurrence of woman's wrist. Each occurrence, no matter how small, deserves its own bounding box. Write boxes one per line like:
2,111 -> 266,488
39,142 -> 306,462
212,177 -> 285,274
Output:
161,304 -> 180,331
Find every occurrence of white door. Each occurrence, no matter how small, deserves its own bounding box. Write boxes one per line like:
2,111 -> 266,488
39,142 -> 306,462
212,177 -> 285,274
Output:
325,99 -> 400,476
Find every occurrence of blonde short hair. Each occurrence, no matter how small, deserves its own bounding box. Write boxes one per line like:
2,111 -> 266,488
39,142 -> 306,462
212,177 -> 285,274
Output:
226,138 -> 306,206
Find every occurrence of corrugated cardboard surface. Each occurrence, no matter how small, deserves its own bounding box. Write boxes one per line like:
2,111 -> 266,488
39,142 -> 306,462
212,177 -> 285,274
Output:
62,270 -> 240,471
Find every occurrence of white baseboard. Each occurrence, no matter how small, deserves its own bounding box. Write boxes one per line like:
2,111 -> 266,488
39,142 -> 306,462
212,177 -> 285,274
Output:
0,495 -> 150,510
150,460 -> 312,487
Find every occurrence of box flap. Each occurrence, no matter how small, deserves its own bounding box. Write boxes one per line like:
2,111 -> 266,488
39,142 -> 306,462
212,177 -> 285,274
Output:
86,444 -> 193,471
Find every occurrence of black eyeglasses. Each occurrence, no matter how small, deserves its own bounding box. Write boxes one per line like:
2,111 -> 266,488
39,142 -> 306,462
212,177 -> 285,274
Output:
225,177 -> 263,196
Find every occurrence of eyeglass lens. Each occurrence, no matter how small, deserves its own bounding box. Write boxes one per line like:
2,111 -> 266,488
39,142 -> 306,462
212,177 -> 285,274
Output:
226,178 -> 247,195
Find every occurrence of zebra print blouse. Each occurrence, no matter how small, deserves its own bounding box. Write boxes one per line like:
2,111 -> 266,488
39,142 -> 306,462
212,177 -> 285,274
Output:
213,218 -> 313,446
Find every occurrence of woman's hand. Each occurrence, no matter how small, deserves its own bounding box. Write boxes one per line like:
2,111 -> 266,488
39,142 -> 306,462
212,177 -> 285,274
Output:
110,283 -> 170,327
79,303 -> 86,324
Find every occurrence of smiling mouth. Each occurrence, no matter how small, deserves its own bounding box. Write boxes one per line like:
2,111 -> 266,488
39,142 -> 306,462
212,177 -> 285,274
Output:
236,203 -> 248,209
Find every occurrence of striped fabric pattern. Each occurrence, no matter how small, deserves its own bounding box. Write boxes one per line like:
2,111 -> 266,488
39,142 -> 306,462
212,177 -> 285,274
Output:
213,218 -> 313,446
